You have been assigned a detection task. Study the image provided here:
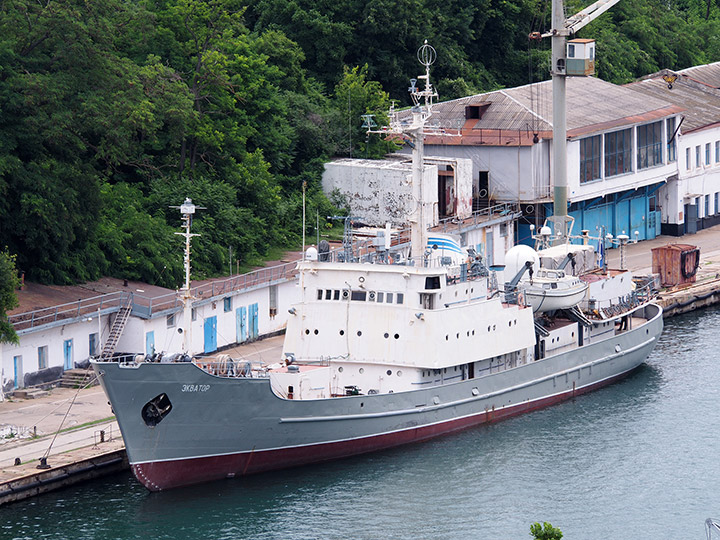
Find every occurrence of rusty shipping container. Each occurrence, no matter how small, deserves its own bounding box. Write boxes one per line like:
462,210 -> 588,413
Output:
651,244 -> 700,287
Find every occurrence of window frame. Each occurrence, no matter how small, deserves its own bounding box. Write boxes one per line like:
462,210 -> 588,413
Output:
579,134 -> 602,183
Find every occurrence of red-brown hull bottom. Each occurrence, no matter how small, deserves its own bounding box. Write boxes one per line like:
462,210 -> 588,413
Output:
131,369 -> 635,491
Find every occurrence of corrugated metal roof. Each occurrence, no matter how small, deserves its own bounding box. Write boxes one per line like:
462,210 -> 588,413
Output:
401,76 -> 679,143
626,64 -> 720,133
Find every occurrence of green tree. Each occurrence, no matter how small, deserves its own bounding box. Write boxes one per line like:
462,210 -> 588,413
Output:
333,65 -> 397,159
0,250 -> 20,345
530,521 -> 563,540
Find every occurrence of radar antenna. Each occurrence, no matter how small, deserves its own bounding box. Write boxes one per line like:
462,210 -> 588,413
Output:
365,41 -> 456,261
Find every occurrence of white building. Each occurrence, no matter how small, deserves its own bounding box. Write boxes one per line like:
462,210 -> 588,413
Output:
625,63 -> 720,235
2,266 -> 299,393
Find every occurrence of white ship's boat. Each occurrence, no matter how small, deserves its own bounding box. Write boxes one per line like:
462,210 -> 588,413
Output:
92,45 -> 663,492
522,268 -> 589,312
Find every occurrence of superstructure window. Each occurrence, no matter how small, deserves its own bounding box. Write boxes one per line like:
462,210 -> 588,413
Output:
425,276 -> 441,290
604,129 -> 632,177
637,121 -> 662,169
351,290 -> 367,301
386,293 -> 394,303
317,289 -> 323,300
706,143 -> 711,165
686,147 -> 691,170
396,293 -> 404,304
580,135 -> 601,183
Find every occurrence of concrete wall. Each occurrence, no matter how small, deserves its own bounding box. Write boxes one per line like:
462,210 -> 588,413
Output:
322,158 -> 436,226
421,144 -> 542,203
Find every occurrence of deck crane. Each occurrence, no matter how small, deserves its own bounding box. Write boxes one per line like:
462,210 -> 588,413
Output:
536,0 -> 622,238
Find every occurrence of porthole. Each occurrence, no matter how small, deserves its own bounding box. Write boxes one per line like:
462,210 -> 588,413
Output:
508,321 -> 512,327
445,335 -> 449,341
314,329 -> 319,335
472,330 -> 475,336
360,402 -> 364,407
359,368 -> 364,374
384,332 -> 389,338
488,325 -> 491,332
397,370 -> 402,377
466,331 -> 470,337
493,325 -> 496,331
394,333 -> 400,339
456,333 -> 460,339
357,330 -> 362,337
386,370 -> 392,376
339,330 -> 345,336
305,329 -> 310,335
338,366 -> 344,372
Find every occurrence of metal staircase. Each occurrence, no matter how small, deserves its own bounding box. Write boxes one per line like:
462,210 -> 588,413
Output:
99,297 -> 132,361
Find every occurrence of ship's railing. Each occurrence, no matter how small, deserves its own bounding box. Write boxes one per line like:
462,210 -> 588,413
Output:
9,291 -> 130,332
130,260 -> 300,318
192,356 -> 271,379
435,202 -> 520,232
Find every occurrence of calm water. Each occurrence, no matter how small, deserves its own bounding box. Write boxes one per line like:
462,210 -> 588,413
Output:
3,308 -> 720,540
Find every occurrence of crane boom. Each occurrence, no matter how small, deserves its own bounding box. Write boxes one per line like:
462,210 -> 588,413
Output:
541,0 -> 622,37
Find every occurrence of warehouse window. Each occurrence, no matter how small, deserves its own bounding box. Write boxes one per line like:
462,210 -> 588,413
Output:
637,121 -> 662,169
667,118 -> 677,163
605,129 -> 632,177
580,135 -> 601,183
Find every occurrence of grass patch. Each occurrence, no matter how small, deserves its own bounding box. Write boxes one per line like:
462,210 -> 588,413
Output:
58,416 -> 116,435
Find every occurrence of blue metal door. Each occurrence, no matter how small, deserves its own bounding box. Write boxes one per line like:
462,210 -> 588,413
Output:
204,316 -> 218,353
615,200 -> 630,237
145,331 -> 155,356
249,303 -> 259,339
236,307 -> 247,343
630,197 -> 647,240
13,356 -> 22,388
63,339 -> 73,370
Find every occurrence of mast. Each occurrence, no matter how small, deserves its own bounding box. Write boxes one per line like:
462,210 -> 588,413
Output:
370,41 -> 438,261
173,198 -> 201,354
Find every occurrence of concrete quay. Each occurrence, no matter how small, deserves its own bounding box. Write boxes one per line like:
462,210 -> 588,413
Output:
605,223 -> 720,316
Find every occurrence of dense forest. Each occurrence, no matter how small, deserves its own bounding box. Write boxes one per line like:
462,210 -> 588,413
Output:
2,0 -> 720,291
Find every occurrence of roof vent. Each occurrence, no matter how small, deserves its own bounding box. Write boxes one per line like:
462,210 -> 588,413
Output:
465,103 -> 490,120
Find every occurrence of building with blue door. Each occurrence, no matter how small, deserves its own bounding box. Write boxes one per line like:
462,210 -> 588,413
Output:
1,262 -> 299,394
399,76 -> 686,244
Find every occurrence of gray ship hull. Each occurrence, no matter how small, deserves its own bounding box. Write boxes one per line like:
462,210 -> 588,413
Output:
93,303 -> 663,491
